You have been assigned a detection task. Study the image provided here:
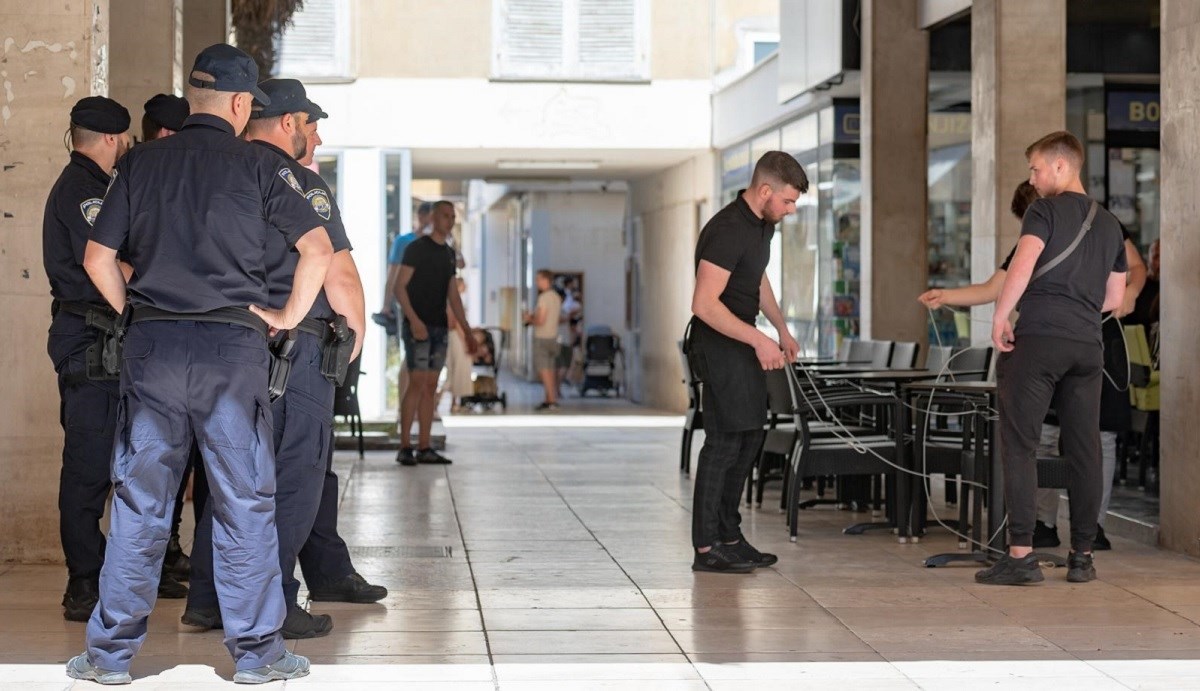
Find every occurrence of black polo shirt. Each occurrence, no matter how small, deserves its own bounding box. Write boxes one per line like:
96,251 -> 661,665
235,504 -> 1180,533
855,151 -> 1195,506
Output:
1012,193 -> 1128,345
90,113 -> 325,313
43,151 -> 113,307
694,191 -> 774,324
252,141 -> 352,320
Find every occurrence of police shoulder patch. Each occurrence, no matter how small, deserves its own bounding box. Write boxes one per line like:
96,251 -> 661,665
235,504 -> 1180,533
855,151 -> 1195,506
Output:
80,198 -> 104,226
278,167 -> 305,195
306,188 -> 332,221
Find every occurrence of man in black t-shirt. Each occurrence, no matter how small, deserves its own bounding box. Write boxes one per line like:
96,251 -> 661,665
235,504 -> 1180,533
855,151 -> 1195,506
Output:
395,201 -> 477,465
688,151 -> 808,573
978,131 -> 1128,587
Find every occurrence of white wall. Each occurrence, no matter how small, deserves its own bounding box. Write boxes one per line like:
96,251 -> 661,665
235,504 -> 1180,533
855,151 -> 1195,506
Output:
630,153 -> 717,413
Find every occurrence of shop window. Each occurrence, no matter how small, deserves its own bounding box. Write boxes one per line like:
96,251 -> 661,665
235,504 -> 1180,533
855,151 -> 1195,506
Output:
275,0 -> 353,80
493,0 -> 650,81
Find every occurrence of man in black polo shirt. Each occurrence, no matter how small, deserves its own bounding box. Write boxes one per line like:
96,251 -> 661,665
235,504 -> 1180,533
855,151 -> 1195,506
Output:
70,44 -> 331,684
689,151 -> 808,573
980,131 -> 1128,587
395,200 -> 477,465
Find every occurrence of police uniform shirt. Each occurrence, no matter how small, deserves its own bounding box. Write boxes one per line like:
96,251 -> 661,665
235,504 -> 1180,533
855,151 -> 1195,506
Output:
251,140 -> 352,320
1012,192 -> 1128,344
90,113 -> 325,313
43,151 -> 113,307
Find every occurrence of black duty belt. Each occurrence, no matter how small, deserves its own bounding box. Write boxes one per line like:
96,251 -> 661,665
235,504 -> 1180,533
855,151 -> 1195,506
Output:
295,316 -> 330,339
53,300 -> 117,321
131,306 -> 269,339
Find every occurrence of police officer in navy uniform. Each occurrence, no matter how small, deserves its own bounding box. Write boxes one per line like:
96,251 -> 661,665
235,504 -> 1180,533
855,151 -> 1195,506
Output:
181,78 -> 378,638
67,44 -> 333,685
142,91 -> 208,585
292,97 -> 390,605
43,96 -> 189,624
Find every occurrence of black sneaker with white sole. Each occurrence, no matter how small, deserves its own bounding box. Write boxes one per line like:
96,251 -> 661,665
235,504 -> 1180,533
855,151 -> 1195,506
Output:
692,544 -> 757,574
974,553 -> 1045,586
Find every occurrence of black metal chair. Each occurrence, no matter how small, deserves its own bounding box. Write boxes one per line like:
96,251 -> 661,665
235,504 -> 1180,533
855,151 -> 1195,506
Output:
333,357 -> 365,459
678,341 -> 703,476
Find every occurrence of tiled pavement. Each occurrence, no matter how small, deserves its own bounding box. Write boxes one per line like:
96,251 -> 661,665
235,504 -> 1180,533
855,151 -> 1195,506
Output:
2,392 -> 1199,689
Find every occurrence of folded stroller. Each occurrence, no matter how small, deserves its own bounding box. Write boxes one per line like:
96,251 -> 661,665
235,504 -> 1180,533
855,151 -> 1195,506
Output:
579,325 -> 622,397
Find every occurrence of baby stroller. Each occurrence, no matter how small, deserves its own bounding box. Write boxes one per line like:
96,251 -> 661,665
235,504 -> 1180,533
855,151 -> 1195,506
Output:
579,325 -> 623,397
459,327 -> 507,411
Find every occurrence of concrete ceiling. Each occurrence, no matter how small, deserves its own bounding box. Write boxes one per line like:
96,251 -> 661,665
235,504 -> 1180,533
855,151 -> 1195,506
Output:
409,147 -> 707,182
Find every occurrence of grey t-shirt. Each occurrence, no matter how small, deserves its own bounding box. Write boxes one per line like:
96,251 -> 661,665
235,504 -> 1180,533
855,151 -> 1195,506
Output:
1012,192 -> 1128,345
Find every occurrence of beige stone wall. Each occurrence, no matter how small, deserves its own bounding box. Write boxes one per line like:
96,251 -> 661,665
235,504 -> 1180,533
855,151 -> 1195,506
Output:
109,0 -> 181,116
182,0 -> 228,72
0,0 -> 110,563
630,152 -> 714,413
1158,0 -> 1200,557
356,0 -> 491,79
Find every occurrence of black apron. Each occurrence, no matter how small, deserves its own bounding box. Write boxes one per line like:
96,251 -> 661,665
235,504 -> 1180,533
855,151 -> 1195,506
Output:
691,318 -> 767,433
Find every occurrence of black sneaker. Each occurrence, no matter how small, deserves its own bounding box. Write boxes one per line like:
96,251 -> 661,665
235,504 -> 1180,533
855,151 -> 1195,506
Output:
1093,524 -> 1112,551
180,605 -> 222,631
396,447 -> 417,466
1032,520 -> 1061,548
163,535 -> 191,581
281,607 -> 333,639
974,553 -> 1045,586
308,573 -> 388,603
727,538 -> 778,567
535,402 -> 559,411
1067,551 -> 1097,583
62,577 -> 99,622
692,544 -> 757,574
157,573 -> 188,599
417,448 -> 452,464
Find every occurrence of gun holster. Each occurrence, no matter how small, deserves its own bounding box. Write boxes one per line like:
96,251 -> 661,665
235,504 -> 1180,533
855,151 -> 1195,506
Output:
268,332 -> 297,402
84,305 -> 129,381
320,315 -> 356,386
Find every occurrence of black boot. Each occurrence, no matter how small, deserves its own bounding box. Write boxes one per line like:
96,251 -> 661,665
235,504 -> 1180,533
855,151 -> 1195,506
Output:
62,577 -> 99,622
281,606 -> 333,639
163,535 -> 191,581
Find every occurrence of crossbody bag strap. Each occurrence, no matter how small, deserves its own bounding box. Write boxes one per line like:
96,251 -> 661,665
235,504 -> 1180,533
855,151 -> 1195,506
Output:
1031,200 -> 1100,283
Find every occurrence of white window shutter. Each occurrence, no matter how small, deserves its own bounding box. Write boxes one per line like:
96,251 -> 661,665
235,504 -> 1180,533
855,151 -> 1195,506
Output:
275,0 -> 351,79
576,0 -> 644,79
495,0 -> 566,79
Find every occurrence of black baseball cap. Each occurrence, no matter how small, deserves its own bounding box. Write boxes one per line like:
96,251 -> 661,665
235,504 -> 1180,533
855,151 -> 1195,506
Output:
143,93 -> 190,131
305,99 -> 328,122
70,96 -> 130,134
188,43 -> 270,104
251,78 -> 318,119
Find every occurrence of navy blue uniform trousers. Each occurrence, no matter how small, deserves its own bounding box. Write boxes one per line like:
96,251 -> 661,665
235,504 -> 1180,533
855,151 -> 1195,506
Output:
298,432 -> 355,588
48,312 -> 119,581
189,332 -> 332,609
85,321 -> 286,672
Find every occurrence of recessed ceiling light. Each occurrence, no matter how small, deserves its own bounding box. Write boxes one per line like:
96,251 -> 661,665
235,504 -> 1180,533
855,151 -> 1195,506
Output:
496,159 -> 601,170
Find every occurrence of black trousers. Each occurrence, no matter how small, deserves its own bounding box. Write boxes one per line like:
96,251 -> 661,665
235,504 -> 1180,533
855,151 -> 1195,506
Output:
692,429 -> 764,549
997,335 -> 1103,552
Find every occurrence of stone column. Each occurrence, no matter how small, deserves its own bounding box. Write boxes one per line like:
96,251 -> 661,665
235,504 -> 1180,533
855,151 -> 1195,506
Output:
109,0 -> 182,123
0,0 -> 110,562
1157,0 -> 1200,557
969,0 -> 1066,344
183,0 -> 229,70
860,0 -> 928,345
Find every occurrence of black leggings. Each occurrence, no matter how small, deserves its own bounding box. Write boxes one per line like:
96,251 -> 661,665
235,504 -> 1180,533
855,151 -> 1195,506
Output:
997,335 -> 1103,552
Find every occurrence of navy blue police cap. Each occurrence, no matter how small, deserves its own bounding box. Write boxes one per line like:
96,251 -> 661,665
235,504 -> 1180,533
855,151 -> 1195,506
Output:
188,43 -> 270,104
143,93 -> 190,131
251,78 -> 319,119
305,100 -> 328,122
70,96 -> 130,134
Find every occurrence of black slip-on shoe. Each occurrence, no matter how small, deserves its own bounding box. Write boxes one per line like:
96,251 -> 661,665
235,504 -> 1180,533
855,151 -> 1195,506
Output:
727,538 -> 778,567
975,553 -> 1045,586
692,544 -> 757,574
308,573 -> 388,603
62,577 -> 99,622
180,605 -> 222,632
417,448 -> 453,464
1032,520 -> 1061,549
1067,551 -> 1097,583
397,447 -> 417,466
1093,525 -> 1112,551
281,607 -> 333,640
